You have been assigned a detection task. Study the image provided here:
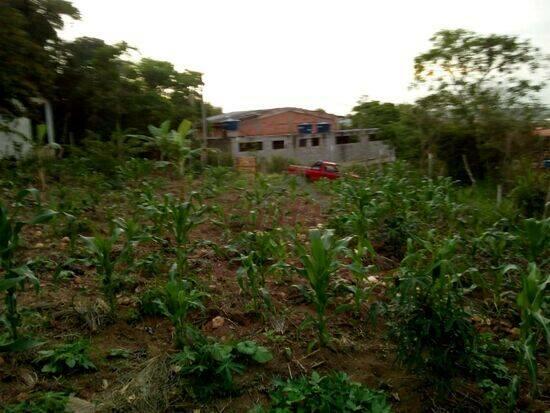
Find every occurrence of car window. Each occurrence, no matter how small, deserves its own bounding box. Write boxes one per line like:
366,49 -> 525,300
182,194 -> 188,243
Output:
325,165 -> 338,173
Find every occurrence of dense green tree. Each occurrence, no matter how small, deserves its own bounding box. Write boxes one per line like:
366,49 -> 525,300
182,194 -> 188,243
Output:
413,29 -> 547,180
0,0 -> 79,117
53,39 -> 220,143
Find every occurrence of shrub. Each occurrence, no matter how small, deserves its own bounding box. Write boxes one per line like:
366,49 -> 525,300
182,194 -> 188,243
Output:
36,340 -> 96,374
5,392 -> 69,413
171,335 -> 272,399
257,371 -> 391,412
391,237 -> 477,390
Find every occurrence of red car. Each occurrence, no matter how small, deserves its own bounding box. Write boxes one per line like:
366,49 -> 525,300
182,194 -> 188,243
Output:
287,161 -> 341,181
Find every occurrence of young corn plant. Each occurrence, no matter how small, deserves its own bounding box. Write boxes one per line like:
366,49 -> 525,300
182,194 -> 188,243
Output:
296,229 -> 350,347
155,280 -> 206,348
167,193 -> 208,280
236,253 -> 273,313
0,190 -> 56,352
82,227 -> 123,316
392,236 -> 477,391
516,262 -> 549,395
113,217 -> 149,268
343,238 -> 377,318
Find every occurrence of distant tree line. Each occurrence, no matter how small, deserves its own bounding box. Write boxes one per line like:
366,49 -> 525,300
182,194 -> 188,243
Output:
351,29 -> 549,182
0,0 -> 221,144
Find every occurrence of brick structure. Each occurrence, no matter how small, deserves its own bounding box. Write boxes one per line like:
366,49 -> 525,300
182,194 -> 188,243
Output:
207,107 -> 394,165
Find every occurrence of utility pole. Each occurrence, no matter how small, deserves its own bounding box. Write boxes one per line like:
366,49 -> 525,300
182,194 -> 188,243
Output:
200,84 -> 208,164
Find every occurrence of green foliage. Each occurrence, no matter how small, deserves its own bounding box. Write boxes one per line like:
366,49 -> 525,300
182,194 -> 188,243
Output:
81,227 -> 123,315
522,218 -> 549,263
36,340 -> 96,374
516,263 -> 549,392
259,371 -> 391,412
4,391 -> 70,413
0,190 -> 56,349
510,169 -> 547,218
166,193 -> 208,279
0,0 -> 79,117
391,237 -> 477,389
138,286 -> 166,316
172,335 -> 272,399
297,229 -> 350,347
236,254 -> 272,313
154,280 -> 206,348
413,29 -> 546,178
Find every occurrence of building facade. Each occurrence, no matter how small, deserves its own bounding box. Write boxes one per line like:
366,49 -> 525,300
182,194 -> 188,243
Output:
207,107 -> 394,164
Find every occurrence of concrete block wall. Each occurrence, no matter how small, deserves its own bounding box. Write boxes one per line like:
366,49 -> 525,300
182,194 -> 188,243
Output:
223,131 -> 395,165
0,116 -> 32,159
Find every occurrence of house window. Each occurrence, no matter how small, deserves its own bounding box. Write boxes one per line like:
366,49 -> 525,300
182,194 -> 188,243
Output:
299,138 -> 307,147
311,137 -> 320,147
272,140 -> 285,150
336,135 -> 359,145
239,141 -> 263,152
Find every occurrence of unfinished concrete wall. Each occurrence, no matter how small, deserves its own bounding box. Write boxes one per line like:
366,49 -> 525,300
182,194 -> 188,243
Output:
223,130 -> 395,165
0,117 -> 32,159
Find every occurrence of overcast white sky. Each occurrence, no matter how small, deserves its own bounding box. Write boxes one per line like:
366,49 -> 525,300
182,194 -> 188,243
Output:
61,0 -> 550,115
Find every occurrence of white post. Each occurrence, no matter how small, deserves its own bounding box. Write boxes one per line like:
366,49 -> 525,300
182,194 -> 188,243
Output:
496,184 -> 502,207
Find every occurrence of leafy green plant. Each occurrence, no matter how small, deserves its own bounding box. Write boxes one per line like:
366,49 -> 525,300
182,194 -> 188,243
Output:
342,238 -> 376,317
296,229 -> 350,347
516,262 -> 549,394
166,193 -> 207,280
141,120 -> 201,176
113,217 -> 149,268
257,371 -> 391,412
36,340 -> 96,374
4,391 -> 69,413
522,218 -> 549,263
391,237 -> 477,390
155,280 -> 206,348
171,335 -> 272,399
0,189 -> 56,352
138,286 -> 166,316
236,253 -> 272,313
81,227 -> 123,316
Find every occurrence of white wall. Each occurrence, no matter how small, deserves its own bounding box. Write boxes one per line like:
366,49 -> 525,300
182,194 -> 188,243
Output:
0,116 -> 32,159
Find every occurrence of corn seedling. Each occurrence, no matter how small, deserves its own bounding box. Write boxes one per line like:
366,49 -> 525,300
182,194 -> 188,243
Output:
392,236 -> 477,390
81,227 -> 123,316
154,280 -> 206,348
343,238 -> 377,317
296,229 -> 350,347
0,189 -> 56,351
516,262 -> 549,394
167,193 -> 207,280
236,254 -> 273,313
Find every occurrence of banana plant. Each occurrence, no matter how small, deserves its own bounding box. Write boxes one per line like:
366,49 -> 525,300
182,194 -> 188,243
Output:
516,262 -> 549,394
172,119 -> 201,177
0,189 -> 56,351
142,120 -> 173,162
81,227 -> 124,316
155,280 -> 206,348
296,229 -> 350,347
